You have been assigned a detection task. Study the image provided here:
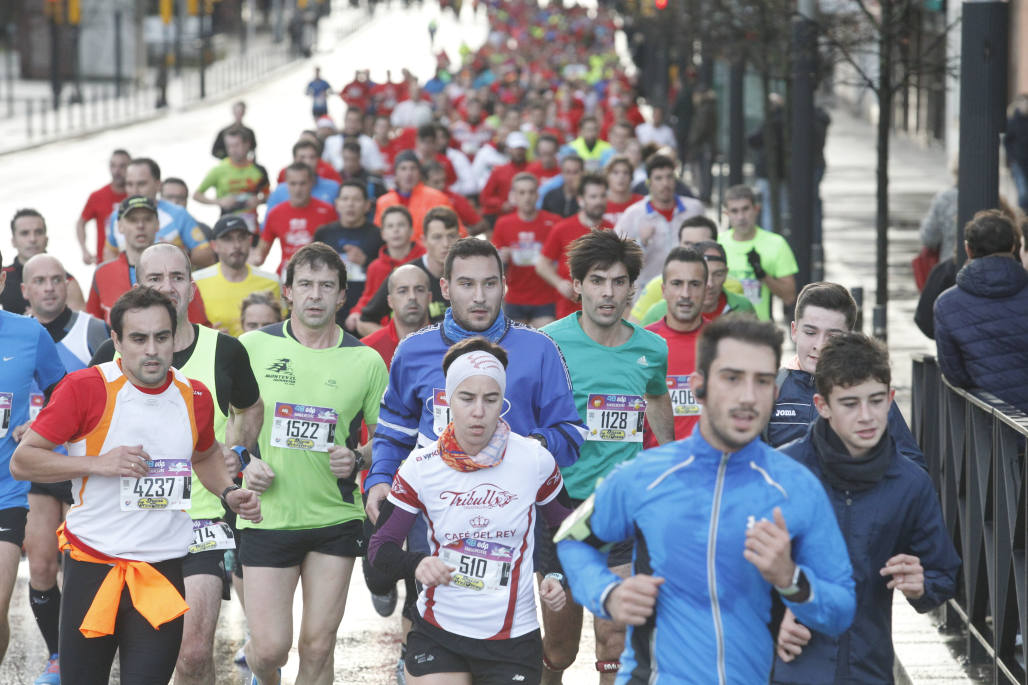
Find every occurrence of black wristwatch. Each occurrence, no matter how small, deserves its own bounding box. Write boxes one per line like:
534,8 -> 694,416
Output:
220,484 -> 241,510
352,448 -> 365,473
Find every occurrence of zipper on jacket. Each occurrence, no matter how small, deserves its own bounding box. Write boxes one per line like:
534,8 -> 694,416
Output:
706,452 -> 730,685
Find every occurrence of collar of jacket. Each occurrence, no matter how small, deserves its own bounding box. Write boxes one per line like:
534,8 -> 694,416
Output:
689,427 -> 766,463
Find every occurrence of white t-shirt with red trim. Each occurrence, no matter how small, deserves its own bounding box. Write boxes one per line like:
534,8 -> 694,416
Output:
388,431 -> 563,640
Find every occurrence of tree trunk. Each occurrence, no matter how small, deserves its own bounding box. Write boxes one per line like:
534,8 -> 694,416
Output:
875,0 -> 893,340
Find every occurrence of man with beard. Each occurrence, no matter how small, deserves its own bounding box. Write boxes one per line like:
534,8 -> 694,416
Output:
556,314 -> 856,683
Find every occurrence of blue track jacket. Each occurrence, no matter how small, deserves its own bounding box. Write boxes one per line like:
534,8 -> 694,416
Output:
558,431 -> 856,684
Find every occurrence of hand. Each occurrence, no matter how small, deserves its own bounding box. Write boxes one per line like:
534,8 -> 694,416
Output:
880,553 -> 925,599
342,244 -> 367,266
242,457 -> 275,494
12,422 -> 31,443
605,574 -> 664,626
539,576 -> 567,612
328,444 -> 358,478
746,248 -> 767,280
776,608 -> 811,662
344,311 -> 362,333
639,223 -> 655,246
743,507 -> 795,588
92,445 -> 150,478
415,556 -> 455,587
81,248 -> 96,266
226,488 -> 262,523
556,280 -> 575,301
364,482 -> 390,524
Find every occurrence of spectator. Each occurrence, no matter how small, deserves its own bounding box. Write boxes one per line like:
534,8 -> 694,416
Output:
1004,93 -> 1028,212
688,84 -> 717,204
918,162 -> 959,267
773,333 -> 959,683
934,209 -> 1028,412
748,93 -> 787,232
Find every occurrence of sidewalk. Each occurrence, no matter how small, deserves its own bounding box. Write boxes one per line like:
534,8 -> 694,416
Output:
0,3 -> 371,156
820,105 -> 980,684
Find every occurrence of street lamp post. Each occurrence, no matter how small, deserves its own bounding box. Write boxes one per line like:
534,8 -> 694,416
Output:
789,0 -> 817,289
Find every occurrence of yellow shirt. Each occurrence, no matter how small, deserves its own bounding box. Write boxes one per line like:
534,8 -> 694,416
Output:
193,264 -> 280,337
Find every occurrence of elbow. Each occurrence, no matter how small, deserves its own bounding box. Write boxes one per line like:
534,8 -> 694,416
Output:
10,448 -> 30,482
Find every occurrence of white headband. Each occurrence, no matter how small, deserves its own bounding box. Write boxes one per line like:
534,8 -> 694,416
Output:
445,351 -> 507,403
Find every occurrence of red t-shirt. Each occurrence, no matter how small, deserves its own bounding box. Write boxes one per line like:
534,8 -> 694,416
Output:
261,198 -> 338,276
276,159 -> 342,184
361,319 -> 401,370
80,184 -> 127,257
524,160 -> 562,183
603,194 -> 643,226
444,191 -> 482,228
643,317 -> 704,447
704,293 -> 728,321
540,215 -> 614,318
341,80 -> 371,111
493,210 -> 561,306
33,365 -> 215,452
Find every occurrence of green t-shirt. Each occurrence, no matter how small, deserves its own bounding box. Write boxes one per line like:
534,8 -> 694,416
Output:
240,321 -> 388,531
197,159 -> 268,199
541,313 -> 669,499
718,228 -> 798,320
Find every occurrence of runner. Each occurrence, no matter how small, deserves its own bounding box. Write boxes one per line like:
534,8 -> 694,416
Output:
766,282 -> 926,466
601,156 -> 642,226
87,196 -> 210,326
305,67 -> 333,120
20,253 -> 107,685
555,314 -> 856,683
238,242 -> 388,685
90,243 -> 266,685
492,172 -> 561,327
193,127 -> 270,234
365,237 -> 585,681
266,141 -> 342,211
643,247 -> 708,447
0,248 -> 66,679
3,209 -> 87,315
76,149 -> 130,265
240,292 -> 283,334
368,337 -> 572,685
12,286 -> 262,685
357,206 -> 459,335
360,265 -> 432,365
536,173 -> 614,320
539,229 -> 674,683
193,215 -> 281,337
628,215 -> 718,322
253,162 -> 337,278
103,158 -> 214,268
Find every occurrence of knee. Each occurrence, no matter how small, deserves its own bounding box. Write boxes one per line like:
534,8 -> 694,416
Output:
595,628 -> 626,660
175,636 -> 212,678
297,633 -> 335,666
542,634 -> 579,671
248,636 -> 290,672
27,555 -> 59,588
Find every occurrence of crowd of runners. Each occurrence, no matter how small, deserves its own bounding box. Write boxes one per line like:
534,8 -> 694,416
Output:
0,0 -> 967,683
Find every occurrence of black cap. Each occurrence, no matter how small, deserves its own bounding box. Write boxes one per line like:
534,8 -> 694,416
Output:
212,214 -> 251,240
393,149 -> 422,172
118,195 -> 157,219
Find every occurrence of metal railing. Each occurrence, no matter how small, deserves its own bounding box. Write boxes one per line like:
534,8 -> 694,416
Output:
911,354 -> 1028,684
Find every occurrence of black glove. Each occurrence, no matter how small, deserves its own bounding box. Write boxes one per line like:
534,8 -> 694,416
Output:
747,248 -> 767,280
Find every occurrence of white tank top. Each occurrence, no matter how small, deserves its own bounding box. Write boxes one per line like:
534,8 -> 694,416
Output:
65,361 -> 198,562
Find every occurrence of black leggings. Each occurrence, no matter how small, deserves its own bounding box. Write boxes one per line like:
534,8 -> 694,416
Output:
59,553 -> 185,685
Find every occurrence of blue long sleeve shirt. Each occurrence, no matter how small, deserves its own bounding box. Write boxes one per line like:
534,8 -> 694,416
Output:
366,318 -> 585,490
558,431 -> 856,684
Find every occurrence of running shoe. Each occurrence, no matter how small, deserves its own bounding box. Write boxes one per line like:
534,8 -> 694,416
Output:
235,646 -> 247,666
34,654 -> 59,685
371,586 -> 398,617
395,655 -> 406,685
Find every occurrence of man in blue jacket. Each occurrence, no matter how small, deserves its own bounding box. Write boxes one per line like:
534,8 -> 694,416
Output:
774,332 -> 959,683
767,281 -> 925,468
557,314 -> 855,684
934,209 -> 1028,413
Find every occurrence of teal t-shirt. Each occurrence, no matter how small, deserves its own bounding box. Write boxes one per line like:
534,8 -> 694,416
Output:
541,313 -> 669,499
718,228 -> 798,320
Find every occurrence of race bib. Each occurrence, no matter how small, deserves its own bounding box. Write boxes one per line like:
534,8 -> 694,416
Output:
667,376 -> 701,417
29,393 -> 44,422
439,538 -> 514,592
586,394 -> 645,443
0,393 -> 11,439
432,388 -> 451,436
741,277 -> 762,304
188,519 -> 236,554
511,232 -> 541,267
120,459 -> 192,511
271,402 -> 337,452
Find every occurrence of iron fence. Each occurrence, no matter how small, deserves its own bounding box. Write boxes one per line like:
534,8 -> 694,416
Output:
911,354 -> 1027,684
